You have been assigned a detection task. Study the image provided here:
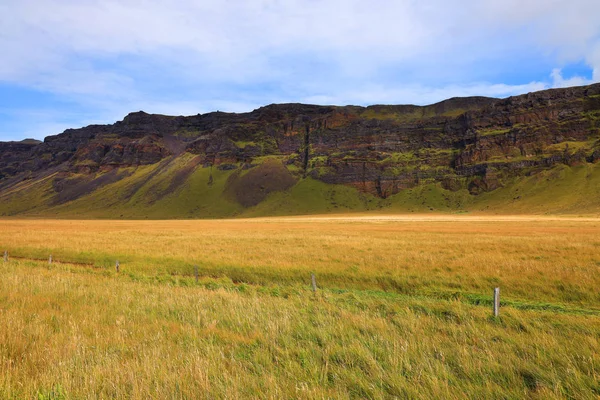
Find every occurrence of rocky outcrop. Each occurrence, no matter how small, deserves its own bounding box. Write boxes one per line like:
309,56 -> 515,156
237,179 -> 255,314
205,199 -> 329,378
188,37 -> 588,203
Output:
1,83 -> 600,202
0,139 -> 42,179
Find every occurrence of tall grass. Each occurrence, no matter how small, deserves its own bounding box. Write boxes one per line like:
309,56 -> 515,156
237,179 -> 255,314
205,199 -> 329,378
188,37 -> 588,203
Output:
0,216 -> 599,398
0,216 -> 599,306
0,259 -> 598,399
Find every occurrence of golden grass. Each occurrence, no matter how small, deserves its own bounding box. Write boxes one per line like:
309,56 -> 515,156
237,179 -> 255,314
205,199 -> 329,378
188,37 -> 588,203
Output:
0,216 -> 599,306
0,215 -> 599,398
1,259 -> 598,399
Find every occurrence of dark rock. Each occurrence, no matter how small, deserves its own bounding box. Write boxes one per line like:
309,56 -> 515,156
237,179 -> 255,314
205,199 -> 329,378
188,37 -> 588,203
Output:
2,82 -> 600,200
217,164 -> 238,171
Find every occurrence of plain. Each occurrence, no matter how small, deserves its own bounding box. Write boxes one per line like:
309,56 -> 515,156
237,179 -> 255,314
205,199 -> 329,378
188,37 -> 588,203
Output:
0,216 -> 599,399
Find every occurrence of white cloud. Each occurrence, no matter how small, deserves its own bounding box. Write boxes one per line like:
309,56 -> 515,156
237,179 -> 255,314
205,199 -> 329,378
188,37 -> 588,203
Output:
550,68 -> 593,88
3,0 -> 600,90
300,81 -> 549,107
1,0 -> 600,141
589,43 -> 600,82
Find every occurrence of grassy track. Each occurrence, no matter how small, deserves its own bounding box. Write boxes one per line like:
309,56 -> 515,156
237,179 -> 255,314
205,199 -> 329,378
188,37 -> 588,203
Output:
0,216 -> 599,398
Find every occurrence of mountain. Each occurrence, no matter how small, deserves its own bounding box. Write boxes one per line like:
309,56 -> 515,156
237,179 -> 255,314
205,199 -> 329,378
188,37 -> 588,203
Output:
1,84 -> 600,218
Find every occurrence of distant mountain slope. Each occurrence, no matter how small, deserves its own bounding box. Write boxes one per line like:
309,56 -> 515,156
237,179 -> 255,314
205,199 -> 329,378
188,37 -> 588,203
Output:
1,83 -> 599,218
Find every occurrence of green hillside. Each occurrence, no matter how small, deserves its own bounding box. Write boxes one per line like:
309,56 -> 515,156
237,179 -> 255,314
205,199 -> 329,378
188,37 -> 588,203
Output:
1,154 -> 600,218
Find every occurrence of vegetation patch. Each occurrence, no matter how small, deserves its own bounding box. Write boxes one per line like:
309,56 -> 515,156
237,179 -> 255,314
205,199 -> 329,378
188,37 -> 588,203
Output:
478,127 -> 512,136
50,169 -> 131,205
225,159 -> 298,207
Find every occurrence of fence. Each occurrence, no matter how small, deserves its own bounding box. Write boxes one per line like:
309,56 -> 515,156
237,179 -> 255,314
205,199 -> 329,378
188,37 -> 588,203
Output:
2,249 -> 504,316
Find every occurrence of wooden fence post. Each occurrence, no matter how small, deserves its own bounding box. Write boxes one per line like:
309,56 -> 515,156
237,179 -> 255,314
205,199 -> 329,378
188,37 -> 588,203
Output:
493,287 -> 500,317
49,255 -> 52,265
195,265 -> 199,283
116,260 -> 120,273
311,273 -> 317,294
3,250 -> 7,263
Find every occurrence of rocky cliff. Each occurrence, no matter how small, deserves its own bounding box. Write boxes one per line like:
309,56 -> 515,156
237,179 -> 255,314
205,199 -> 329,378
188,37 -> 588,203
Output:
1,83 -> 600,217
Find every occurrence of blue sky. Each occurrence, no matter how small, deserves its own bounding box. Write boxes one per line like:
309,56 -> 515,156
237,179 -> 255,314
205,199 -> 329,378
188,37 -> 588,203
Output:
1,0 -> 599,141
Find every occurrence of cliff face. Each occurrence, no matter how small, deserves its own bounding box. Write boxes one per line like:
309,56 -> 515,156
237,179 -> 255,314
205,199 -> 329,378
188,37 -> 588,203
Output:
0,140 -> 41,179
1,83 -> 600,216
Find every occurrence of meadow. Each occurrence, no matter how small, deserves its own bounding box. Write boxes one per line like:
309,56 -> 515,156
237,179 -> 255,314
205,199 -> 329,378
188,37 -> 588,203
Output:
0,216 -> 599,398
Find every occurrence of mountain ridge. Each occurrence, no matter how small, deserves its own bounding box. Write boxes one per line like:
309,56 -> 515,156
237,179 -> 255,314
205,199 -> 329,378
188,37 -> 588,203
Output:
1,83 -> 599,218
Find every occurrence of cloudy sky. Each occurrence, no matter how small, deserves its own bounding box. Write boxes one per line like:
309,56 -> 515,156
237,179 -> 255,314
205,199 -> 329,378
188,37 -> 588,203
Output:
1,0 -> 599,141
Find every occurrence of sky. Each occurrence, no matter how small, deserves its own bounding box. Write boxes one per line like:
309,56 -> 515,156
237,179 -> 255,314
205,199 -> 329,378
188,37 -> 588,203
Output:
1,0 -> 600,141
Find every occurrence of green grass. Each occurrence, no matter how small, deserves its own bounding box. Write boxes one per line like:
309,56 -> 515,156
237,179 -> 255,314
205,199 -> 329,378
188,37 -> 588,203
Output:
478,128 -> 512,136
384,183 -> 472,212
233,140 -> 257,148
440,108 -> 467,117
359,104 -> 471,122
473,163 -> 600,214
381,152 -> 417,165
10,155 -> 244,219
243,178 -> 373,217
0,174 -> 57,216
2,152 -> 600,218
544,140 -> 595,152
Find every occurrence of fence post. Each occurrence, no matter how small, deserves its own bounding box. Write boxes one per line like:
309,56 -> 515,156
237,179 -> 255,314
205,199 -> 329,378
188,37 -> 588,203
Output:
195,265 -> 199,283
3,250 -> 7,263
49,255 -> 52,265
116,260 -> 120,273
493,287 -> 500,317
311,273 -> 317,294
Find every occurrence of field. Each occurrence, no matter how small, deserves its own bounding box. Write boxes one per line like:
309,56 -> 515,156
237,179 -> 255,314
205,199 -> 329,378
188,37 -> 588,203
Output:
1,216 -> 599,398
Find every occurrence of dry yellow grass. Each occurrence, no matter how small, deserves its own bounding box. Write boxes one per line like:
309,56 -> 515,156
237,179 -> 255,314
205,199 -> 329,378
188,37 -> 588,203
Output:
0,215 -> 599,398
0,215 -> 599,305
1,259 -> 599,399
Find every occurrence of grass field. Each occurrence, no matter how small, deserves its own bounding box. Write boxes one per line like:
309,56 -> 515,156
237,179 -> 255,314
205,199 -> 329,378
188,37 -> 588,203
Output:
1,216 -> 599,398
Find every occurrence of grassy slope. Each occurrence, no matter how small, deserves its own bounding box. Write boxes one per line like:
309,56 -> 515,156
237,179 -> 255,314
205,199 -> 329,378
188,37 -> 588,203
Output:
473,163 -> 600,214
15,155 -> 243,219
381,163 -> 600,215
242,178 -> 374,217
0,173 -> 57,215
1,156 -> 600,218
